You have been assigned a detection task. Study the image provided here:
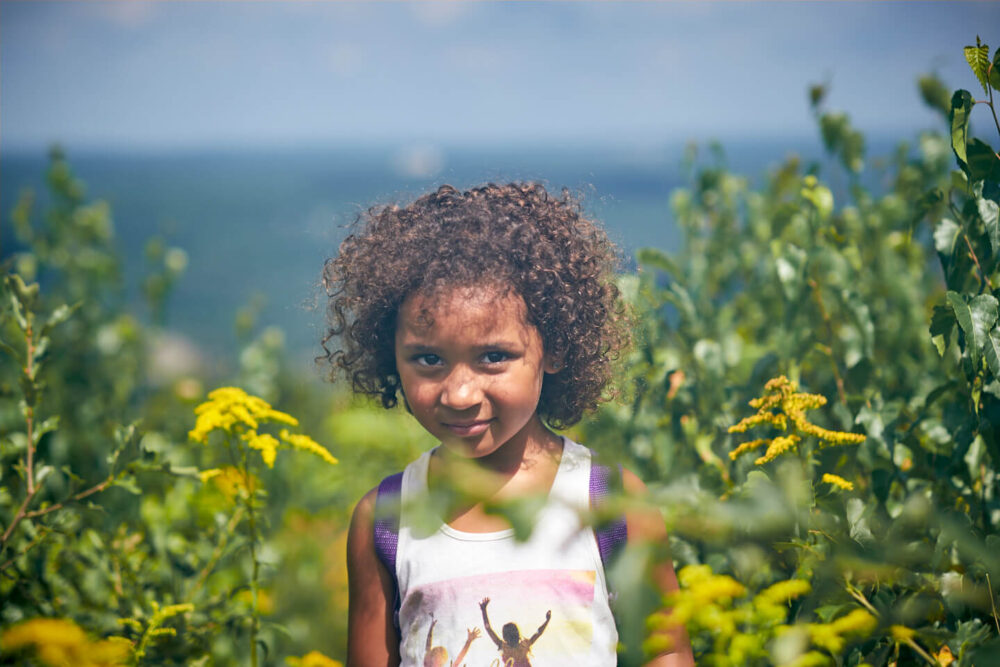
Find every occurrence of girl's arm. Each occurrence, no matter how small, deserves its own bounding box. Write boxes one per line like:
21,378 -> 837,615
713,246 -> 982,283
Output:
622,469 -> 695,667
451,627 -> 480,666
347,487 -> 401,667
478,598 -> 503,648
526,609 -> 551,646
426,619 -> 436,653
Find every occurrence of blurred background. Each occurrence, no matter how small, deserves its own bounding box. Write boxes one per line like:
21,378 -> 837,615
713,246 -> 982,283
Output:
3,1 -> 994,370
4,3 -> 1000,664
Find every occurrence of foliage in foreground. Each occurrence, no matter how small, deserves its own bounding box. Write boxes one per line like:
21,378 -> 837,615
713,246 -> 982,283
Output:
1,37 -> 1000,666
584,37 -> 1000,665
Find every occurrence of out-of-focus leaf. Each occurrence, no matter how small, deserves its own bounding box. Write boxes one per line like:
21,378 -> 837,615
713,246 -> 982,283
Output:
40,303 -> 77,338
933,218 -> 960,258
636,247 -> 679,277
918,74 -> 951,118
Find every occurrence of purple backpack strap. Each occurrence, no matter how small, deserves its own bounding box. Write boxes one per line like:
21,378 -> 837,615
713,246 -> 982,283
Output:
373,471 -> 403,631
590,460 -> 628,568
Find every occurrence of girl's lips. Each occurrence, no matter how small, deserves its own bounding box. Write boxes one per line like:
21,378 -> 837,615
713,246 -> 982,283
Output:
442,419 -> 492,437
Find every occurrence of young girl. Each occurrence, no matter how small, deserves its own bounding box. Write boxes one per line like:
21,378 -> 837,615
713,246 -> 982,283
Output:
323,183 -> 693,666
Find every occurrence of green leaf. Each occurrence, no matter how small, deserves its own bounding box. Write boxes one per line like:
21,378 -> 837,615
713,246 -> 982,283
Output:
992,47 -> 1000,91
947,291 -> 999,368
930,305 -> 956,356
33,417 -> 60,445
986,327 -> 1000,379
40,303 -> 77,338
950,89 -> 973,171
636,247 -> 679,277
918,74 -> 951,118
967,138 -> 1000,183
979,195 -> 1000,254
964,37 -> 991,95
933,218 -> 960,258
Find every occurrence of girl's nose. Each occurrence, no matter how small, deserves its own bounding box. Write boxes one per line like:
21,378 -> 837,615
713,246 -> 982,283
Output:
440,367 -> 483,410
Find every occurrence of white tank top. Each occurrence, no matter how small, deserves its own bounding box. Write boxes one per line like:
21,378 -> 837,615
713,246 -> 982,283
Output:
395,438 -> 618,666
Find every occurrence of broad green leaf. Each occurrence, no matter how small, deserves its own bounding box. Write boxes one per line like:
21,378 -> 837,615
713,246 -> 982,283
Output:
930,304 -> 956,356
636,247 -> 679,276
964,37 -> 991,94
978,195 -> 1000,254
801,181 -> 834,219
950,90 -> 973,170
947,291 -> 999,368
967,138 -> 1000,183
933,217 -> 960,257
985,327 -> 1000,378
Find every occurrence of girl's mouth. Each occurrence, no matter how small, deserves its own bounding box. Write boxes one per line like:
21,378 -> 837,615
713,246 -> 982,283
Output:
442,419 -> 492,437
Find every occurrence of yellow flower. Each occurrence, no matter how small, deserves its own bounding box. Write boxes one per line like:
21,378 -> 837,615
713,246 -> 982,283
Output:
830,609 -> 876,635
729,438 -> 768,460
935,644 -> 955,666
1,618 -> 131,667
756,579 -> 812,606
188,386 -> 297,443
279,429 -> 339,466
286,651 -> 344,667
728,376 -> 865,464
201,466 -> 258,499
821,473 -> 854,491
248,432 -> 280,468
755,435 -> 800,465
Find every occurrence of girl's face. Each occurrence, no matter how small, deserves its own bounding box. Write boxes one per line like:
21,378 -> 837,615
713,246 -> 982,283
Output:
394,284 -> 557,461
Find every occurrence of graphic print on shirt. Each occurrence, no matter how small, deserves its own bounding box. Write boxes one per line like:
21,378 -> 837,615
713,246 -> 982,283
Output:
400,568 -> 596,666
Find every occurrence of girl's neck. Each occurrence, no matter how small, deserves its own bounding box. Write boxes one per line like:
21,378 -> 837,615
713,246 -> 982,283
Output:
428,416 -> 564,529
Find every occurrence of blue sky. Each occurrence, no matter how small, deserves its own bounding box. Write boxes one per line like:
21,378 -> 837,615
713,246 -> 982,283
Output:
1,1 -> 997,152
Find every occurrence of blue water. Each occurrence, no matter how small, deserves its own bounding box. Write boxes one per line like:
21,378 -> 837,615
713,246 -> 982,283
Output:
0,138 -> 880,368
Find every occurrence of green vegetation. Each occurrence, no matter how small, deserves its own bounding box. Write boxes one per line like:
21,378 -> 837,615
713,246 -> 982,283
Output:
2,38 -> 1000,666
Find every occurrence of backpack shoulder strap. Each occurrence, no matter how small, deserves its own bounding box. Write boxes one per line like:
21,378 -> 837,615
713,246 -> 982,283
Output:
372,471 -> 403,631
589,459 -> 628,568
373,471 -> 403,573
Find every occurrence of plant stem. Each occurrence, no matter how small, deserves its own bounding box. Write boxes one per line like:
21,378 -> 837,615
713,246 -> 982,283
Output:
242,444 -> 260,667
189,505 -> 245,597
988,573 -> 1000,635
0,324 -> 39,554
808,278 -> 847,405
963,232 -> 993,291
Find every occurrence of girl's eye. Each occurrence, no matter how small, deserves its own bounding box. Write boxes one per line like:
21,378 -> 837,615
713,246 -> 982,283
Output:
483,351 -> 508,364
415,354 -> 442,367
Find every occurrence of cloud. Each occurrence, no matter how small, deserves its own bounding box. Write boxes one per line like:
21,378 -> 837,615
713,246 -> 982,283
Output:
95,1 -> 159,29
410,1 -> 468,28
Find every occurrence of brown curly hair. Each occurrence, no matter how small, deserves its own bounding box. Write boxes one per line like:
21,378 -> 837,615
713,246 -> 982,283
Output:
321,182 -> 627,429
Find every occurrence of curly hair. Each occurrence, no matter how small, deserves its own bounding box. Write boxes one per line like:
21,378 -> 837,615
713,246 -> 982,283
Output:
321,182 -> 628,429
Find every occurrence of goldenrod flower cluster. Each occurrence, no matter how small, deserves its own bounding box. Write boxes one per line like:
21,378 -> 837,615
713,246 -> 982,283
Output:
646,563 -> 877,665
821,473 -> 854,491
189,387 -> 337,469
0,618 -> 131,667
798,609 -> 877,655
728,376 -> 865,471
286,650 -> 344,667
199,465 -> 258,500
119,601 -> 194,662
